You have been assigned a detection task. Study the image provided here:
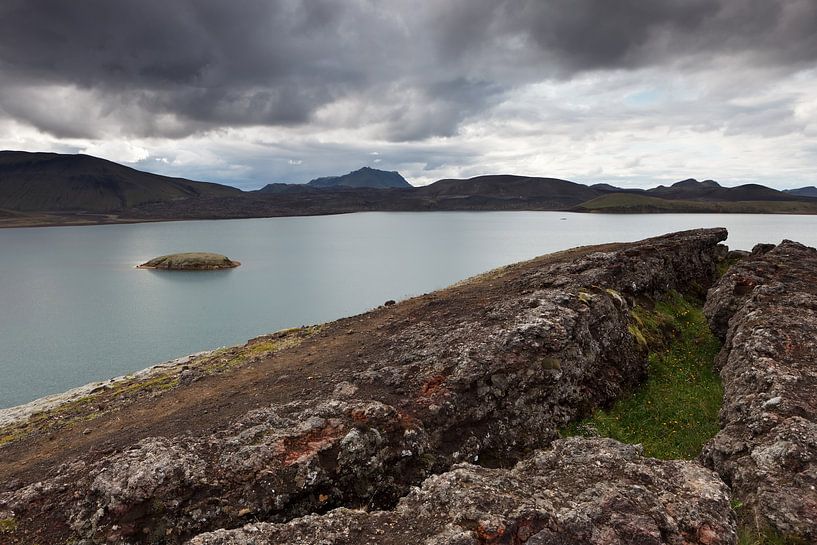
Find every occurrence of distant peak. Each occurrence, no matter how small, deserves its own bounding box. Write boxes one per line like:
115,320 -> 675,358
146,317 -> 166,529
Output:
671,178 -> 720,189
306,166 -> 411,189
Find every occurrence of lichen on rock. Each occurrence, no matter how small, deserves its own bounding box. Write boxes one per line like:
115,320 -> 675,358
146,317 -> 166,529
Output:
702,240 -> 817,541
187,437 -> 736,545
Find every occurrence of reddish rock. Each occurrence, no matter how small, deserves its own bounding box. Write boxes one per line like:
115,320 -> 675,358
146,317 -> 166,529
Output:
702,240 -> 817,540
188,438 -> 736,545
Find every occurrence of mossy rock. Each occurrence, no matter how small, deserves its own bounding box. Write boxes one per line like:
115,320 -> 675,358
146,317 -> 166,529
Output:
137,252 -> 240,270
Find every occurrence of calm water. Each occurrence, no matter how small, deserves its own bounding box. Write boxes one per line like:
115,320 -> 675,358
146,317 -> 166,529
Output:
2,211 -> 816,408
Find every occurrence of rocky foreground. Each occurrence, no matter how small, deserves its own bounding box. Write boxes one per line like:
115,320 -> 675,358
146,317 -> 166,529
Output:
702,241 -> 817,540
190,438 -> 734,545
1,228 -> 815,544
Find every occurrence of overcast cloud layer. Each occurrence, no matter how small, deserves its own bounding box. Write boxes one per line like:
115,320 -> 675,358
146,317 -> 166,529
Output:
1,0 -> 816,189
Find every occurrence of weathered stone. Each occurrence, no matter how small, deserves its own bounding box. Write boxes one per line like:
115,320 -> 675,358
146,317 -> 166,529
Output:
187,437 -> 736,545
0,229 -> 728,544
702,240 -> 817,540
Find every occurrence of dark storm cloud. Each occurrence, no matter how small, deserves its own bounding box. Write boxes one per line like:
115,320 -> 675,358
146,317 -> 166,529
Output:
0,0 -> 815,140
433,0 -> 817,74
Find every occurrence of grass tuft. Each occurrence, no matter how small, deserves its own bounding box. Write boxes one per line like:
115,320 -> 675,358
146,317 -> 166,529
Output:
563,291 -> 723,460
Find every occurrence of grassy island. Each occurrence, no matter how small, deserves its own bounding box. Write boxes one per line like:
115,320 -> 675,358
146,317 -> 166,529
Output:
137,252 -> 240,270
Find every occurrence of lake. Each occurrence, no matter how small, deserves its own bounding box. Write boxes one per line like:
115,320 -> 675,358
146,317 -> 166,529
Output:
2,211 -> 816,409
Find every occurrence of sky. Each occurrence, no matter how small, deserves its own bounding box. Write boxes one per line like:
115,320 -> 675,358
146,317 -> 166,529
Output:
1,0 -> 816,190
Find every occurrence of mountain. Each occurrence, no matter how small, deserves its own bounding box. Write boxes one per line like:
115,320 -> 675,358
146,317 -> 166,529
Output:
4,153 -> 817,228
0,151 -> 241,212
784,186 -> 817,198
591,183 -> 629,192
306,167 -> 412,189
419,175 -> 602,207
646,178 -> 799,202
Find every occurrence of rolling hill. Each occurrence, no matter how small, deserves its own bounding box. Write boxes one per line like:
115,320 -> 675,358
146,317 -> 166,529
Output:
574,193 -> 817,214
784,186 -> 817,198
2,151 -> 817,227
0,151 -> 240,212
418,175 -> 602,208
645,178 -> 802,202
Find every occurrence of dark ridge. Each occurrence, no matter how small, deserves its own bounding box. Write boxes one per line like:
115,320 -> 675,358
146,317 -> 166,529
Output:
784,186 -> 817,198
647,178 -> 802,202
0,151 -> 240,212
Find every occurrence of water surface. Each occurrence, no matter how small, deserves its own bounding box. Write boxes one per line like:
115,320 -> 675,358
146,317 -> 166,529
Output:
2,211 -> 816,408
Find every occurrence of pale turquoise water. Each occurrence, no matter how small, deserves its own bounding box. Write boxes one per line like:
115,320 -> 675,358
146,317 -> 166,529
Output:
2,211 -> 816,408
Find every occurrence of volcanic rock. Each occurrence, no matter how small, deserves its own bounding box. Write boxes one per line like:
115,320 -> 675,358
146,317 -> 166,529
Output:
0,229 -> 727,543
702,240 -> 817,540
188,437 -> 736,545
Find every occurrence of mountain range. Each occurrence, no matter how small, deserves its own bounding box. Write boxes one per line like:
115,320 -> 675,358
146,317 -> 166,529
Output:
2,150 -> 817,227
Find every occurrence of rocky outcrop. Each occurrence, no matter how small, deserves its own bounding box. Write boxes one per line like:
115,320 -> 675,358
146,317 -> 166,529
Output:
702,240 -> 817,540
0,229 -> 727,544
137,252 -> 240,270
188,437 -> 736,545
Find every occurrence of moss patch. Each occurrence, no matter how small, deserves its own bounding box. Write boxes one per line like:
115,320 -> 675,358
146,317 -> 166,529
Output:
564,291 -> 723,460
738,528 -> 809,545
0,517 -> 17,533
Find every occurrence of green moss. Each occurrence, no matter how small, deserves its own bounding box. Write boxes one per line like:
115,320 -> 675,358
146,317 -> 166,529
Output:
112,373 -> 179,396
738,528 -> 809,545
0,517 -> 17,533
202,325 -> 322,375
541,357 -> 561,370
627,323 -> 648,348
578,290 -> 593,304
563,291 -> 723,460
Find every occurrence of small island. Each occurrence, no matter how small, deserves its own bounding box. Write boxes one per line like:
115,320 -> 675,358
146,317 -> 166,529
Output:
137,252 -> 240,270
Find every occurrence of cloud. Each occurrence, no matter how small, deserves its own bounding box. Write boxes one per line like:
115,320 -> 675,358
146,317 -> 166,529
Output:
0,1 -> 816,188
1,0 -> 815,140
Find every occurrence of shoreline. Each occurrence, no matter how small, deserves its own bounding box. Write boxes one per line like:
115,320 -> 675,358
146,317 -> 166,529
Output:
0,349 -> 218,429
4,206 -> 817,229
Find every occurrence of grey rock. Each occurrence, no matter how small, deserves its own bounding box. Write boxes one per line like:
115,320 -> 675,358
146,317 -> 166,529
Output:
187,437 -> 736,545
702,240 -> 817,540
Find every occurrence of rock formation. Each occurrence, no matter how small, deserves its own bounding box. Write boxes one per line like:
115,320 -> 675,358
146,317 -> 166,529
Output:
137,252 -> 240,270
702,240 -> 817,540
0,229 -> 731,544
189,437 -> 736,545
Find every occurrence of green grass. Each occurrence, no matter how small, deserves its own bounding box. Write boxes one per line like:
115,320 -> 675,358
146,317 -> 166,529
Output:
563,291 -> 723,460
576,193 -> 817,214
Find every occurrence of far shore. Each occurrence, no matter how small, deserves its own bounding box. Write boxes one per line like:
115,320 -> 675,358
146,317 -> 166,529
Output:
4,206 -> 817,229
